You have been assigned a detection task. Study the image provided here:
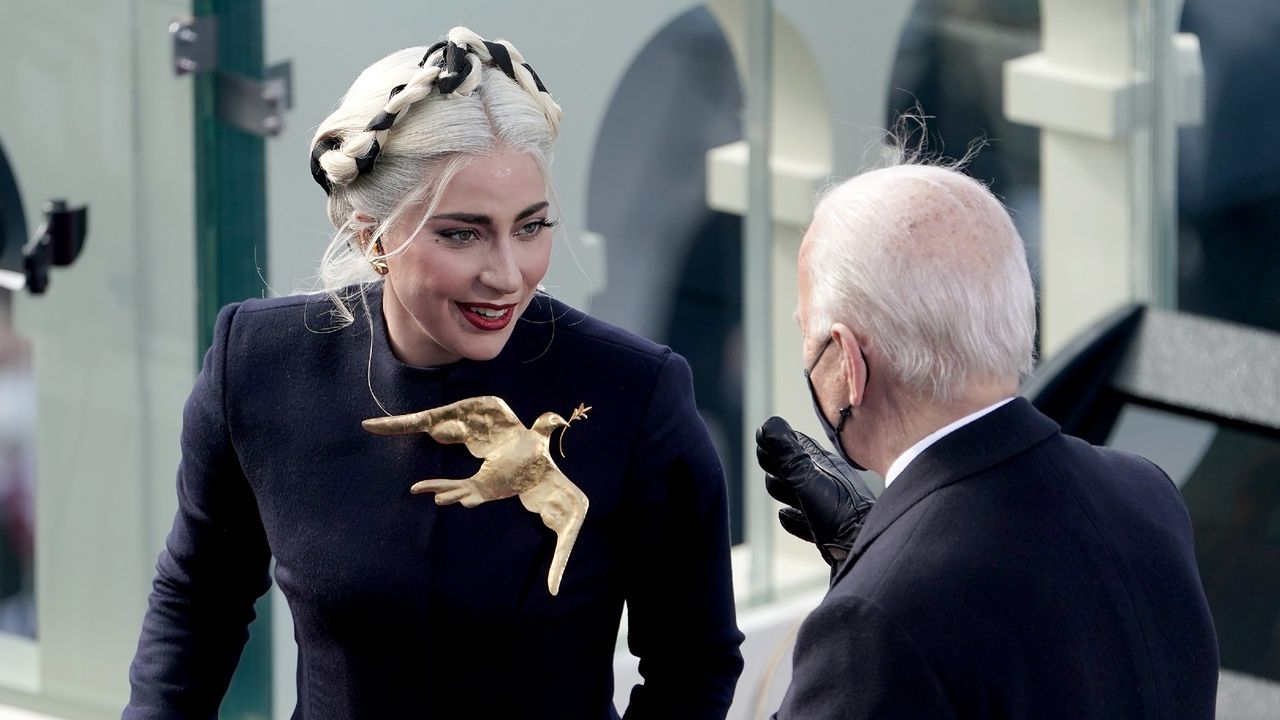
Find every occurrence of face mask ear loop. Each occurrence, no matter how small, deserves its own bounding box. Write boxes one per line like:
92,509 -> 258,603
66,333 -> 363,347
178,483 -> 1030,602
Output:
804,335 -> 870,471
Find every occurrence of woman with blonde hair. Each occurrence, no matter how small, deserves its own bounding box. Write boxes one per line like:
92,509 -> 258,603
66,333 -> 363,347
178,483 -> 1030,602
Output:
125,27 -> 743,719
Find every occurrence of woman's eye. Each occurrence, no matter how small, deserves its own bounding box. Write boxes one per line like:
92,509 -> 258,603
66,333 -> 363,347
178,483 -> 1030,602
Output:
438,228 -> 480,245
518,219 -> 558,237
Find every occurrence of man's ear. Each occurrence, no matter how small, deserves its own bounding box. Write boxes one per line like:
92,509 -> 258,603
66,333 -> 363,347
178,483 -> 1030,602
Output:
832,323 -> 867,408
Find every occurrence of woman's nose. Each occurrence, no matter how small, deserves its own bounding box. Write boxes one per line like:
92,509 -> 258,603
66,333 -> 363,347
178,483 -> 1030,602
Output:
479,240 -> 521,294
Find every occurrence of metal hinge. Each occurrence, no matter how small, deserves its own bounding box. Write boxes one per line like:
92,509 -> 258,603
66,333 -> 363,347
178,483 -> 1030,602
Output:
170,16 -> 292,137
0,200 -> 89,294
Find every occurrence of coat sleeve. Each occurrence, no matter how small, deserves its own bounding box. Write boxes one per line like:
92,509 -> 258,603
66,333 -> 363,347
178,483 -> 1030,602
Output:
620,350 -> 745,720
123,303 -> 273,719
774,593 -> 955,720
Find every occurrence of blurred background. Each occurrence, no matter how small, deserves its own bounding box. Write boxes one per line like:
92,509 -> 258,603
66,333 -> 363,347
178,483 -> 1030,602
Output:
0,0 -> 1276,718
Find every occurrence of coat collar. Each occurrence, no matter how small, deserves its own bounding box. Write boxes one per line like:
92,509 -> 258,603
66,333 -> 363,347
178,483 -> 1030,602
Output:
830,397 -> 1060,586
362,284 -> 569,387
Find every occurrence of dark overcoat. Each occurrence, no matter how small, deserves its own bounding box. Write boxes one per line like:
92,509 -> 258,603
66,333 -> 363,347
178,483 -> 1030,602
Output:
126,287 -> 744,719
778,398 -> 1218,719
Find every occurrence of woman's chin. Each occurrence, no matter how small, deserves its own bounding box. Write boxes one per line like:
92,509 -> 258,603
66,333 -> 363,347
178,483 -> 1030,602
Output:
452,330 -> 515,362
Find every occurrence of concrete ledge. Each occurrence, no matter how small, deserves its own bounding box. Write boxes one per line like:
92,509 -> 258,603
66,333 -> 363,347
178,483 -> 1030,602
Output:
705,141 -> 829,227
1004,52 -> 1141,140
0,636 -> 36,695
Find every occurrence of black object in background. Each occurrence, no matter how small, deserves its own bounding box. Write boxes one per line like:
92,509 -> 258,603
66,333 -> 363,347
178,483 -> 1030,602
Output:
1026,306 -> 1280,684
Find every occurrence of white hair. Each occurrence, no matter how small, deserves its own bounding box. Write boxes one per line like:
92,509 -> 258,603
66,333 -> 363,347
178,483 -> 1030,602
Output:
805,161 -> 1036,404
309,27 -> 561,326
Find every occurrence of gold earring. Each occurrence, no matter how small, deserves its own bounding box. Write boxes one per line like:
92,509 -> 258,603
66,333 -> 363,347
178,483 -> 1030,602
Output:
370,237 -> 389,276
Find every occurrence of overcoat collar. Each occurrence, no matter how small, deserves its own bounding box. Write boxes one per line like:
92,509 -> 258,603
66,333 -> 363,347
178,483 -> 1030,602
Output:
830,397 -> 1060,586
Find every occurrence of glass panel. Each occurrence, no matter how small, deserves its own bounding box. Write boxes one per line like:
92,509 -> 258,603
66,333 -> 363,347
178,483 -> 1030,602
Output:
1107,403 -> 1280,685
0,290 -> 34,640
1176,0 -> 1280,334
585,6 -> 746,544
0,0 -> 199,710
888,0 -> 1043,331
0,137 -> 34,642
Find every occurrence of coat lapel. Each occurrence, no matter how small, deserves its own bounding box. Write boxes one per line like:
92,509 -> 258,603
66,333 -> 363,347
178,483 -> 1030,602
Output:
829,397 -> 1060,586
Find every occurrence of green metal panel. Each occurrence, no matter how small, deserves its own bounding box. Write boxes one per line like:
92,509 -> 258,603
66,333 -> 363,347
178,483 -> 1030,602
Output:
193,1 -> 272,717
195,0 -> 270,357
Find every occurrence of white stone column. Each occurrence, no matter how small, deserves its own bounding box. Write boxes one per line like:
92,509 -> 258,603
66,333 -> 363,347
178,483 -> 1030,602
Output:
1005,0 -> 1201,355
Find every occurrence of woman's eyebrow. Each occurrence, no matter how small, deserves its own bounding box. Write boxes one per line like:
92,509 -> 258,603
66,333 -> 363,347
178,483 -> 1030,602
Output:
514,201 -> 550,222
430,201 -> 548,226
431,211 -> 492,225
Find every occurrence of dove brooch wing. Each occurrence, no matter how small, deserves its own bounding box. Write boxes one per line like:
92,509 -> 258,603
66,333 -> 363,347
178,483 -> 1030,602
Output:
362,395 -> 524,457
518,466 -> 589,596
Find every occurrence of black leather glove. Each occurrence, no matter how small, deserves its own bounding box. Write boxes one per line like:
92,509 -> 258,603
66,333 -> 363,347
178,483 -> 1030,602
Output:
755,416 -> 876,567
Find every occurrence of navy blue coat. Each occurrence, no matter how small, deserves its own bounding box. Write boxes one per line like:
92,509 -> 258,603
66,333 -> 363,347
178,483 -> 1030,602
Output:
125,287 -> 744,719
777,398 -> 1218,719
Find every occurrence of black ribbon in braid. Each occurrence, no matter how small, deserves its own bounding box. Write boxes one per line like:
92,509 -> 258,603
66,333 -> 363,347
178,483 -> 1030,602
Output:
364,84 -> 406,132
422,38 -> 552,98
354,139 -> 380,176
419,41 -> 447,68
483,41 -> 517,81
436,41 -> 473,95
521,63 -> 548,93
310,136 -> 342,195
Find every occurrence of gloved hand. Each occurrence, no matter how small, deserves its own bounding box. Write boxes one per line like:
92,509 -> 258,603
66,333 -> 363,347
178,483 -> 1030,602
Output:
755,416 -> 876,567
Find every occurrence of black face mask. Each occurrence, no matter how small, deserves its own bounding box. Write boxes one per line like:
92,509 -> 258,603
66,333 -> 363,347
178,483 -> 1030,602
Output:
804,337 -> 868,471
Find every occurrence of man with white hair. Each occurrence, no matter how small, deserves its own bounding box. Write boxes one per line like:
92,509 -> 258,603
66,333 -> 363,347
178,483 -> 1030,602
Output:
756,160 -> 1220,718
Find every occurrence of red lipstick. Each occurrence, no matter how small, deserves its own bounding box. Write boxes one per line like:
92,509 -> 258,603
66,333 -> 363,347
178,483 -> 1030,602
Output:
457,302 -> 516,331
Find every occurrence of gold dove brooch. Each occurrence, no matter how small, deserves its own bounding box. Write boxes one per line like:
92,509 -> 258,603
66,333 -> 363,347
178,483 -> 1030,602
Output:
363,398 -> 591,596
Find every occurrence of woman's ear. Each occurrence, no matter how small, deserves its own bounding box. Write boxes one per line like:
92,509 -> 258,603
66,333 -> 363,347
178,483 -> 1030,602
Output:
352,213 -> 377,246
831,323 -> 867,408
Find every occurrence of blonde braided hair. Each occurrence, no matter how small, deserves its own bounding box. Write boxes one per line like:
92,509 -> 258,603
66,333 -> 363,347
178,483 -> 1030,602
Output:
311,26 -> 561,194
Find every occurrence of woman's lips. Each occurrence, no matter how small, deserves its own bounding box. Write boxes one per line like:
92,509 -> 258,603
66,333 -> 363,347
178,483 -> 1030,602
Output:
457,302 -> 516,331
